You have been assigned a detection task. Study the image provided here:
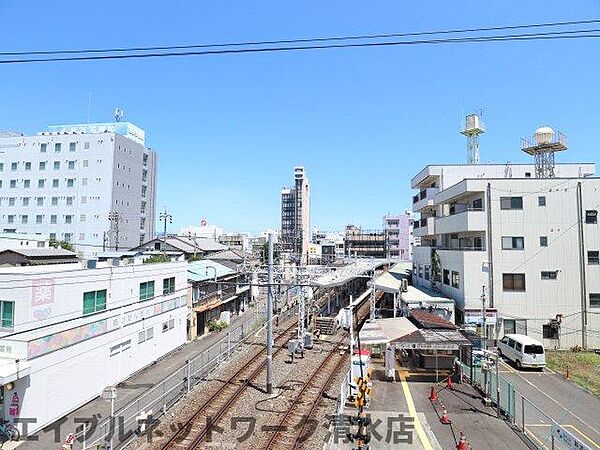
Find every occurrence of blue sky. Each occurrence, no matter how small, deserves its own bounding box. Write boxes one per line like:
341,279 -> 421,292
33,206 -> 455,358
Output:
1,1 -> 599,234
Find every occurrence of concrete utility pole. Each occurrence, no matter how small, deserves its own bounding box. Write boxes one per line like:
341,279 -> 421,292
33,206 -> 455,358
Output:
481,286 -> 487,344
159,209 -> 173,256
266,233 -> 274,394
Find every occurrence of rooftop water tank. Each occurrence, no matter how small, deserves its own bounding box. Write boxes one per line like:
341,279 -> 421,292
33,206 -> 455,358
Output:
534,126 -> 555,145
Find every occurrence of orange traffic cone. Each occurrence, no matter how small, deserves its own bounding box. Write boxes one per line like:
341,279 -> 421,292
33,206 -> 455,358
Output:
429,385 -> 438,402
446,375 -> 454,390
440,409 -> 451,424
456,433 -> 468,449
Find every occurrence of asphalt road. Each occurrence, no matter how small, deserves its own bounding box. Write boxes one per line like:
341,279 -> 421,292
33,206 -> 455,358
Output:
498,359 -> 600,450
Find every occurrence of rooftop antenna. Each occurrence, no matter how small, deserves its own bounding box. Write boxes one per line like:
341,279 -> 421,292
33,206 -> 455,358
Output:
114,108 -> 124,122
521,126 -> 567,178
461,111 -> 485,164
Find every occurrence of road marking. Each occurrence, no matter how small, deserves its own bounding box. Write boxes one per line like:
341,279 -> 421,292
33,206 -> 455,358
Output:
399,370 -> 434,450
565,425 -> 600,449
514,372 -> 600,436
544,366 -> 556,374
525,428 -> 550,450
525,423 -> 600,449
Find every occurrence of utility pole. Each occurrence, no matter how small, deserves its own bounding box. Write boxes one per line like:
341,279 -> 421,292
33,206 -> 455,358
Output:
481,286 -> 487,344
266,233 -> 274,394
159,209 -> 173,256
108,211 -> 120,251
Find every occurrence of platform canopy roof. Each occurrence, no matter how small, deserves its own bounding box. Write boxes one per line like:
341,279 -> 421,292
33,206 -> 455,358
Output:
359,317 -> 419,346
370,262 -> 412,293
312,260 -> 385,288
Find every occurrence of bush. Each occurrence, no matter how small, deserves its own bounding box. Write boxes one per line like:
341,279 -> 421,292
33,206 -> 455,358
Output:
143,254 -> 171,264
207,319 -> 228,332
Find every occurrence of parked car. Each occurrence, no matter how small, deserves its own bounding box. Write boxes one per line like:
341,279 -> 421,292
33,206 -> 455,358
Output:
497,334 -> 545,370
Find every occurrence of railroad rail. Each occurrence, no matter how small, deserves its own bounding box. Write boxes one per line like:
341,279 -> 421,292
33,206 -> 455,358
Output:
263,301 -> 370,450
262,334 -> 349,450
160,320 -> 297,449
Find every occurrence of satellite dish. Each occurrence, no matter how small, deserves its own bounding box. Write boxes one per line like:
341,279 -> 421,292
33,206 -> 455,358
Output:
114,108 -> 124,122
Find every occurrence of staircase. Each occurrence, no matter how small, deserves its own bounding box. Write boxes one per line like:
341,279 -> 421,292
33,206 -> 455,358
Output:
315,317 -> 336,335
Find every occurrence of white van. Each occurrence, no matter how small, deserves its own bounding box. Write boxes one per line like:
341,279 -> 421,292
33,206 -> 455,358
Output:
497,334 -> 546,370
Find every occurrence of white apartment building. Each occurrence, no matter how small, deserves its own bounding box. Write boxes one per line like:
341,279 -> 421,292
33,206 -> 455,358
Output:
0,259 -> 188,435
411,163 -> 600,349
0,122 -> 157,256
0,232 -> 49,251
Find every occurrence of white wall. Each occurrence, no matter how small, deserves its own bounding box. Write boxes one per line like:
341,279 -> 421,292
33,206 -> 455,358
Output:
0,261 -> 188,434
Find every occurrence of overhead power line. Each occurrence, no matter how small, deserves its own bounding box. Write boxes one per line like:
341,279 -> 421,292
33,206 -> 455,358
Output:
1,25 -> 599,65
1,18 -> 598,57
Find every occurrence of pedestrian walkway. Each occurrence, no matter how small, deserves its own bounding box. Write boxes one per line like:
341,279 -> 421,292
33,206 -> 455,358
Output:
14,309 -> 261,450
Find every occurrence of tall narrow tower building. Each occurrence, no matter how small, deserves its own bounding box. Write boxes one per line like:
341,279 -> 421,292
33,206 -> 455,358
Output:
280,166 -> 310,262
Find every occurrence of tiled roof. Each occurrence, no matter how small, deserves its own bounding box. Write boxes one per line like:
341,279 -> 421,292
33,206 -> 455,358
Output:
409,309 -> 457,330
0,248 -> 77,257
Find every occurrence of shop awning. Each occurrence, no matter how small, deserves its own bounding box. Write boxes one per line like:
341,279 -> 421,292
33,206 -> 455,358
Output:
359,317 -> 419,346
391,329 -> 471,351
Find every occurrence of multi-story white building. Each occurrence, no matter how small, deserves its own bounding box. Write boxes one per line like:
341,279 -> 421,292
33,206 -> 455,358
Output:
281,166 -> 310,262
0,122 -> 157,256
411,162 -> 600,348
383,213 -> 414,260
0,259 -> 188,435
0,232 -> 49,251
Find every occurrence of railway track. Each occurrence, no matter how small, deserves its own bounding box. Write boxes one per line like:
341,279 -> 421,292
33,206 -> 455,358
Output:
262,333 -> 349,450
160,320 -> 297,450
262,302 -> 370,450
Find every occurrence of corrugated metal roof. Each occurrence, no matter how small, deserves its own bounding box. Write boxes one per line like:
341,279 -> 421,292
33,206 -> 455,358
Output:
187,260 -> 235,282
0,248 -> 77,257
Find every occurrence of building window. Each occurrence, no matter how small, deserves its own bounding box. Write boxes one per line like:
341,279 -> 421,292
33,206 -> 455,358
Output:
65,215 -> 72,224
538,196 -> 546,206
67,179 -> 74,187
540,236 -> 548,247
69,142 -> 76,152
21,215 -> 28,224
424,265 -> 430,281
0,301 -> 14,328
51,197 -> 58,206
36,197 -> 44,206
52,179 -> 59,188
83,290 -> 107,315
82,178 -> 88,186
588,251 -> 600,265
39,161 -> 46,171
503,273 -> 526,292
590,293 -> 600,308
79,233 -> 85,241
22,197 -> 29,206
162,319 -> 175,333
543,323 -> 559,339
50,215 -> 57,224
38,179 -> 45,188
68,161 -> 75,170
54,143 -> 61,152
84,142 -> 90,150
10,162 -> 17,171
0,162 -> 3,171
36,215 -> 43,224
500,196 -> 523,210
9,180 -> 16,188
40,143 -> 47,153
66,197 -> 73,206
139,281 -> 155,301
83,159 -> 89,168
541,271 -> 558,280
53,161 -> 60,170
443,269 -> 450,285
80,214 -> 86,222
7,215 -> 14,224
451,271 -> 460,289
503,319 -> 516,335
586,210 -> 598,224
8,198 -> 15,206
23,180 -> 30,188
63,233 -> 72,242
163,277 -> 175,295
25,162 -> 31,171
501,236 -> 524,250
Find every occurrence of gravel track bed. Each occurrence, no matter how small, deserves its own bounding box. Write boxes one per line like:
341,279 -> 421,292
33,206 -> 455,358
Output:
125,315 -> 296,450
204,331 -> 347,450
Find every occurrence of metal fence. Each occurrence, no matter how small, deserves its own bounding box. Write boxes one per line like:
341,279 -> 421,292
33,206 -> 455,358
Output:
72,312 -> 267,450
